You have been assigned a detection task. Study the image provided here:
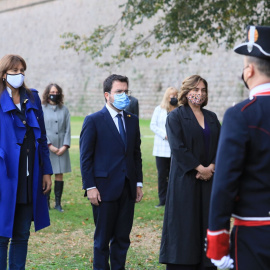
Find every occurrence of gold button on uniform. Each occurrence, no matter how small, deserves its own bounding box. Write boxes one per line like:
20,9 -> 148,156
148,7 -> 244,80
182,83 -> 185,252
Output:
22,120 -> 26,125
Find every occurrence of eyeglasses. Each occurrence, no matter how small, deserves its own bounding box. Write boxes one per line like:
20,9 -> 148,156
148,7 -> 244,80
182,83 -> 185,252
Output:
109,90 -> 132,96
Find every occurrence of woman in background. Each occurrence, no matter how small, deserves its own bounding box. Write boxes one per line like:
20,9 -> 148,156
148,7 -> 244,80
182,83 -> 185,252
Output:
42,83 -> 71,212
160,75 -> 220,270
150,87 -> 178,208
0,54 -> 52,269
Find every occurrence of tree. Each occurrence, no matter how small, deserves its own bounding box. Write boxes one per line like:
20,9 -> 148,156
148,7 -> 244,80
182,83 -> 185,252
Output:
61,0 -> 270,67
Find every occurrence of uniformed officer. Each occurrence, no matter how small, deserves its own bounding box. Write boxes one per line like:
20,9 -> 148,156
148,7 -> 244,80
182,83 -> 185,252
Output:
206,25 -> 270,270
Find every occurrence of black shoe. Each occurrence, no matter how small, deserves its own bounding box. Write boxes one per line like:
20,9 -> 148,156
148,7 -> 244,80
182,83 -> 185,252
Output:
155,203 -> 165,208
54,204 -> 64,212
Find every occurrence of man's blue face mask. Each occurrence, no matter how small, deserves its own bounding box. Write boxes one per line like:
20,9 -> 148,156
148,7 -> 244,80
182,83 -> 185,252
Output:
111,92 -> 130,110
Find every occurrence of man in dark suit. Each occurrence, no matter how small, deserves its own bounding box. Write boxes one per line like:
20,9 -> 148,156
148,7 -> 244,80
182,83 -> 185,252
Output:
80,74 -> 143,270
125,95 -> 139,117
206,25 -> 270,270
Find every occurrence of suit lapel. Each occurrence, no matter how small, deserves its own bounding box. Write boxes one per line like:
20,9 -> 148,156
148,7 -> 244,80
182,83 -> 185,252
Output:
184,105 -> 207,148
102,106 -> 126,149
182,105 -> 192,120
183,104 -> 203,131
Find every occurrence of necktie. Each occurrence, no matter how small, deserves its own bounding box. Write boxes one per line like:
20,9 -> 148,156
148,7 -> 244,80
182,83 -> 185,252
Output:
116,114 -> 126,148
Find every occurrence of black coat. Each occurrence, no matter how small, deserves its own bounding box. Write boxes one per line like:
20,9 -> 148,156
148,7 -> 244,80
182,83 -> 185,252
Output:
125,96 -> 139,117
159,104 -> 220,266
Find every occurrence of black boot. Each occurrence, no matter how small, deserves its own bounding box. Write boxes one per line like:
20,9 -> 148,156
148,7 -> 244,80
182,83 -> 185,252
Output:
47,190 -> 51,210
54,180 -> 64,212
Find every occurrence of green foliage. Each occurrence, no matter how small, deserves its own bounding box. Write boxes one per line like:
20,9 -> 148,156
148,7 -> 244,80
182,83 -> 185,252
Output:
60,0 -> 270,67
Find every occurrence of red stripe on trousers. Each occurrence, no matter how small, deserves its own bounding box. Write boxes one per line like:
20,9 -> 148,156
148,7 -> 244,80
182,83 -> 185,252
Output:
235,226 -> 239,270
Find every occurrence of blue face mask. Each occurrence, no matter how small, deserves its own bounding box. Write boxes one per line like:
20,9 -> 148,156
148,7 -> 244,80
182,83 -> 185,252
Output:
6,73 -> 24,89
111,92 -> 130,110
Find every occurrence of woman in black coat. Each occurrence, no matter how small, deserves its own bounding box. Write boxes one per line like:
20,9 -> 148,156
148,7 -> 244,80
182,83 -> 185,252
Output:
159,75 -> 220,270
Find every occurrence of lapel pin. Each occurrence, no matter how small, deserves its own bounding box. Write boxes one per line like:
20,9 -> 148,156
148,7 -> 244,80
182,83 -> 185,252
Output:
127,115 -> 131,117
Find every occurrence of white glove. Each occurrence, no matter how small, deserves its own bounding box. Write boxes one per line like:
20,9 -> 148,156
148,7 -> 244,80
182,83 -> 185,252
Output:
211,255 -> 234,269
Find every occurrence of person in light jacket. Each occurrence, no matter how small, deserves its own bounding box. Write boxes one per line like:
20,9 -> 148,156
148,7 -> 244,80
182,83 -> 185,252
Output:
0,54 -> 52,270
150,87 -> 179,208
42,83 -> 71,212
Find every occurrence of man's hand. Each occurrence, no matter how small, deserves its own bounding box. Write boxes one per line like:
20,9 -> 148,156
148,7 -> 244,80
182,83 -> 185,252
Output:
136,187 -> 143,203
211,255 -> 234,269
56,146 -> 68,156
87,188 -> 101,206
42,174 -> 52,194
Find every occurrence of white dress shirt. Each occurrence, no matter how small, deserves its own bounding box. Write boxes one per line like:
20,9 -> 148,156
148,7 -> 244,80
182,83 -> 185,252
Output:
106,103 -> 126,131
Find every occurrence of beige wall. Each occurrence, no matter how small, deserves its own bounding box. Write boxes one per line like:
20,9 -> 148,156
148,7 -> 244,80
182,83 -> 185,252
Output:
0,0 -> 247,120
0,0 -> 55,12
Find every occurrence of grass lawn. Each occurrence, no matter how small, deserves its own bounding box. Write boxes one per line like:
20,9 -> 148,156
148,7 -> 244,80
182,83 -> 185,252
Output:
27,117 -> 166,269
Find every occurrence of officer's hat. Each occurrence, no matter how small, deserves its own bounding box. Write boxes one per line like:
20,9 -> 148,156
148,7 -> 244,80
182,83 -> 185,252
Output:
234,25 -> 270,60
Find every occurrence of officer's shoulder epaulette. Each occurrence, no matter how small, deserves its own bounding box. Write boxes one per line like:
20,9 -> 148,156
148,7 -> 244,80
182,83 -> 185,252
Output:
241,96 -> 257,112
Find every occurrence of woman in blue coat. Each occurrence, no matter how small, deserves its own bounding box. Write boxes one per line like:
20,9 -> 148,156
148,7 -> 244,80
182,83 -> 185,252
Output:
0,54 -> 53,269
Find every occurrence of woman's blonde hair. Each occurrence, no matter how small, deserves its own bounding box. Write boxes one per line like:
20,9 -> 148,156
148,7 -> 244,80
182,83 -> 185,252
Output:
160,87 -> 179,111
0,54 -> 30,95
179,75 -> 208,107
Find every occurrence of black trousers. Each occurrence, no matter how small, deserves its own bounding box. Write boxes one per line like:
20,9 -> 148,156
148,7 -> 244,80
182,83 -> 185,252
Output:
230,225 -> 270,270
156,156 -> 171,205
92,180 -> 135,270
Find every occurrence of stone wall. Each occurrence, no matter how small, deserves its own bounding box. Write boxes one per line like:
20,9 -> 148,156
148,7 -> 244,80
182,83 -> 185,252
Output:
0,0 -> 248,120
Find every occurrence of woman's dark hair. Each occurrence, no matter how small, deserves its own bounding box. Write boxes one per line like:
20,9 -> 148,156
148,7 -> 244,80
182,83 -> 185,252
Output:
179,75 -> 208,107
42,83 -> 64,107
0,54 -> 31,96
103,74 -> 129,93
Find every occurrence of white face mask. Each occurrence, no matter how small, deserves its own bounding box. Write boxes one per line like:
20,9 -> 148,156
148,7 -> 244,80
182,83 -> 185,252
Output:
6,73 -> 25,89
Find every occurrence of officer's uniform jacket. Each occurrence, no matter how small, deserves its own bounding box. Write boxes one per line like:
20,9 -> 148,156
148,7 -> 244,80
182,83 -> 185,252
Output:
206,83 -> 270,260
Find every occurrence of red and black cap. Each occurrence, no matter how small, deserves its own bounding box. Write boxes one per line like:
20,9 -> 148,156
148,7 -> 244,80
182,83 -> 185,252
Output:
234,25 -> 270,60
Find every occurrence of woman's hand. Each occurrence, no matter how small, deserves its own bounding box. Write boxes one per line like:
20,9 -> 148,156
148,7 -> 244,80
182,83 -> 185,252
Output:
208,163 -> 215,174
56,145 -> 68,156
49,144 -> 59,154
42,174 -> 52,194
195,165 -> 213,181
